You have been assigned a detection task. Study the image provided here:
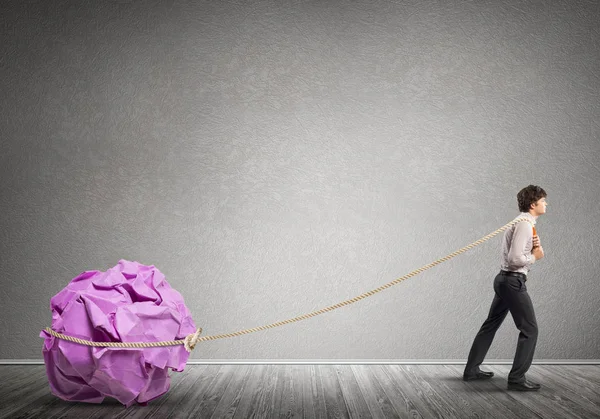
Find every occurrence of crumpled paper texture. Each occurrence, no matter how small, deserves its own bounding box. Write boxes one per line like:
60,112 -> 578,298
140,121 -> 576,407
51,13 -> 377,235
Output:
39,260 -> 197,406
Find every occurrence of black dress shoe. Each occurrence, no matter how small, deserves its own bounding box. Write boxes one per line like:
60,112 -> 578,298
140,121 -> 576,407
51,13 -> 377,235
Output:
507,380 -> 541,391
463,370 -> 494,381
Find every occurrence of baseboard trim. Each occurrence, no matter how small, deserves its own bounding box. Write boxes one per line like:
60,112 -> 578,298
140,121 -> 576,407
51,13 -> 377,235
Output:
2,359 -> 599,365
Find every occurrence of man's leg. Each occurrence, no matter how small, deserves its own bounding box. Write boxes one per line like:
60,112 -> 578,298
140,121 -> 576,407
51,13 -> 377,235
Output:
464,277 -> 510,377
501,280 -> 539,384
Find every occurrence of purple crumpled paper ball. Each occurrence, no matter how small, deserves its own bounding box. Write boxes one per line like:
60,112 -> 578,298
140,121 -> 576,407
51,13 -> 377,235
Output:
39,260 -> 197,407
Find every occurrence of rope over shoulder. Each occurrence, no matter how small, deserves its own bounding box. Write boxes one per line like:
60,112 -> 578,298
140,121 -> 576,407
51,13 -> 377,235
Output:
44,217 -> 531,351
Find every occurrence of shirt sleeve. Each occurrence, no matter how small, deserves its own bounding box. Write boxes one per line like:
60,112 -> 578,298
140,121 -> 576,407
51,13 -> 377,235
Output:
507,221 -> 535,269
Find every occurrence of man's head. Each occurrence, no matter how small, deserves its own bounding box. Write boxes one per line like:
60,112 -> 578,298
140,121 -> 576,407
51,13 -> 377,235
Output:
517,185 -> 547,216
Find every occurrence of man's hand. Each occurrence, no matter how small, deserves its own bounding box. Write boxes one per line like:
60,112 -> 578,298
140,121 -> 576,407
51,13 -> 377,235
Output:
532,245 -> 544,261
532,235 -> 540,248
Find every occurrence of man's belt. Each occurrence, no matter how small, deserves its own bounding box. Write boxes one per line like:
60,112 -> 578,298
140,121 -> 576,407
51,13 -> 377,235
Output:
500,270 -> 527,281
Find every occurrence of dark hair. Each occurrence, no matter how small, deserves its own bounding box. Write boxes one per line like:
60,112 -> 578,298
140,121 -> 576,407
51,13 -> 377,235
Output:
517,185 -> 547,212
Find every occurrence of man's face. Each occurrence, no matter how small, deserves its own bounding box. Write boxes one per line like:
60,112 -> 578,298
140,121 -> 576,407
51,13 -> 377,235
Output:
531,197 -> 548,215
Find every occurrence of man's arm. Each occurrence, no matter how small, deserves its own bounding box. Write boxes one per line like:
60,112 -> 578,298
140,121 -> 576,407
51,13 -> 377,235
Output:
508,221 -> 535,269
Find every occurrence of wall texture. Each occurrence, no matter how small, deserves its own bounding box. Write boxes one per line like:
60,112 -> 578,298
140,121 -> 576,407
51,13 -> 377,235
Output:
1,0 -> 599,361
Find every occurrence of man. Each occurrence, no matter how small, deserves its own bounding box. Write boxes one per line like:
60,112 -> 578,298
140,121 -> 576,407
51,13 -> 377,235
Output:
463,185 -> 548,391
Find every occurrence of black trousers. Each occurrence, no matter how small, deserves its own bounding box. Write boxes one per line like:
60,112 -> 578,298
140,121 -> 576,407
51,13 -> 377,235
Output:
464,272 -> 538,383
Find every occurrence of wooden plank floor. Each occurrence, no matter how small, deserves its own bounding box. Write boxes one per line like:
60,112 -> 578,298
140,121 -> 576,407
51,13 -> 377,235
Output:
1,364 -> 599,418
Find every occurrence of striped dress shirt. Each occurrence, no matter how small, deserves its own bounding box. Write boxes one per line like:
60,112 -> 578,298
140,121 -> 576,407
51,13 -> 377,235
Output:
500,212 -> 538,274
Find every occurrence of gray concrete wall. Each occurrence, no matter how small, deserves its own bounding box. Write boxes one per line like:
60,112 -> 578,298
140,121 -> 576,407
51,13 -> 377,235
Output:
1,0 -> 599,361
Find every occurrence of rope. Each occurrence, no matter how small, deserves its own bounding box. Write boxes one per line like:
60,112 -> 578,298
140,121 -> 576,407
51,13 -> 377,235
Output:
44,327 -> 203,352
44,217 -> 531,352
